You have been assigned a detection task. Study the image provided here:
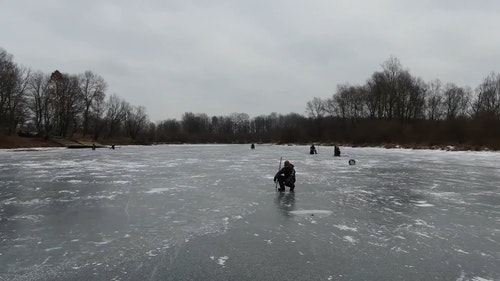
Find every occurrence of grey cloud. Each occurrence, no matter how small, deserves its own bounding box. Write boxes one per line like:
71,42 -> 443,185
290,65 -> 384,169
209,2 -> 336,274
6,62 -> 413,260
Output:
1,0 -> 499,120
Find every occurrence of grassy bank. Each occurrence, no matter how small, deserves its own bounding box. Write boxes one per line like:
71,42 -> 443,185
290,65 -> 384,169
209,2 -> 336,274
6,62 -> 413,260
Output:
0,134 -> 135,149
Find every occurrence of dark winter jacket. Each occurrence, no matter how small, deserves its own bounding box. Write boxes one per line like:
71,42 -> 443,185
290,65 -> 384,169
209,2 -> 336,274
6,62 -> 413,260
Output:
274,165 -> 296,183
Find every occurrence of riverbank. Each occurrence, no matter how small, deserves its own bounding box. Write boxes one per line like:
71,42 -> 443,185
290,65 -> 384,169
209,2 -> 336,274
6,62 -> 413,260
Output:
0,134 -> 496,151
0,134 -> 135,149
0,134 -> 60,149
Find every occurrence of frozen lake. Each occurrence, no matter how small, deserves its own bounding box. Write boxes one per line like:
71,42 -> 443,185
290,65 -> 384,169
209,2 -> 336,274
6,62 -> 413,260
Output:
0,144 -> 499,281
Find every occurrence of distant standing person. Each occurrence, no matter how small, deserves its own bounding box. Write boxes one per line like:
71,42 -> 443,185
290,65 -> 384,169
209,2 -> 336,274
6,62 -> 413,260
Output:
334,145 -> 341,157
274,160 -> 296,192
310,144 -> 317,154
251,143 -> 255,149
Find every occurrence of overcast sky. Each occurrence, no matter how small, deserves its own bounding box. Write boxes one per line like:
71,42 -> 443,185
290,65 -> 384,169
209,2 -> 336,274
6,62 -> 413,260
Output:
2,0 -> 499,121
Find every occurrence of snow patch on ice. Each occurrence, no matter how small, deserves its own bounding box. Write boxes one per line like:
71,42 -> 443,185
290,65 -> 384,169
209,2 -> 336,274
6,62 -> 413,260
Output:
146,250 -> 157,257
412,200 -> 434,207
454,248 -> 470,254
89,239 -> 112,246
59,190 -> 78,194
415,219 -> 434,228
334,225 -> 358,232
23,198 -> 52,206
85,195 -> 116,200
113,180 -> 131,184
472,277 -> 494,281
9,214 -> 44,222
210,256 -> 228,267
456,270 -> 466,281
416,203 -> 434,207
145,187 -> 172,193
67,180 -> 82,183
391,246 -> 409,253
414,231 -> 432,238
343,236 -> 357,244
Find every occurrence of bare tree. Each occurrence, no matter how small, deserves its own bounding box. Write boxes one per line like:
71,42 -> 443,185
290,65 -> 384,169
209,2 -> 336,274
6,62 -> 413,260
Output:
379,56 -> 403,119
323,95 -> 339,117
104,94 -> 128,137
426,79 -> 444,120
0,49 -> 15,132
305,97 -> 326,118
125,105 -> 149,140
405,76 -> 427,120
364,56 -> 426,121
156,118 -> 182,142
473,72 -> 500,116
443,83 -> 471,119
211,115 -> 232,135
181,112 -> 209,136
330,84 -> 367,120
48,70 -> 82,137
27,71 -> 53,137
230,112 -> 250,135
334,84 -> 351,120
366,71 -> 388,119
79,70 -> 107,136
8,65 -> 31,133
0,49 -> 31,133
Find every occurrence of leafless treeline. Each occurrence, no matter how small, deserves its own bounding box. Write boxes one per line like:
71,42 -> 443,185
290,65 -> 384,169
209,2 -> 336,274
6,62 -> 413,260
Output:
2,48 -> 500,148
155,57 -> 500,148
0,48 -> 149,140
301,56 -> 500,149
305,57 -> 500,121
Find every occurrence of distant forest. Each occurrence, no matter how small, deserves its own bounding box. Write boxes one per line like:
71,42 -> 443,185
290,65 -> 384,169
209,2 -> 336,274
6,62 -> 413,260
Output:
1,48 -> 500,149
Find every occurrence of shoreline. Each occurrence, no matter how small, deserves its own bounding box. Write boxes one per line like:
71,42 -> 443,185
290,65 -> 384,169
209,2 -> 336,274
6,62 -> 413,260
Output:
0,135 -> 497,152
0,135 -> 133,150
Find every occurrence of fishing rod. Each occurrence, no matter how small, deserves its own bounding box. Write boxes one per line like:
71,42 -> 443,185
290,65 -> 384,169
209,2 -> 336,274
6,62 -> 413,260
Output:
275,156 -> 282,190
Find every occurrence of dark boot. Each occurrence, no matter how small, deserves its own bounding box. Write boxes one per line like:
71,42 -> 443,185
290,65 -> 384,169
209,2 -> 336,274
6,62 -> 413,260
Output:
278,182 -> 285,192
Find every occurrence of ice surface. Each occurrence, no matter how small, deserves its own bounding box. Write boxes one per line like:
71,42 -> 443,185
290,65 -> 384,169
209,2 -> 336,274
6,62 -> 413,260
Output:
0,144 -> 499,280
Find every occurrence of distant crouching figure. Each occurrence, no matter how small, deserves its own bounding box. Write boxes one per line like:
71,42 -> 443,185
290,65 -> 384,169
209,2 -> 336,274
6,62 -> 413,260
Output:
334,145 -> 341,157
310,144 -> 317,154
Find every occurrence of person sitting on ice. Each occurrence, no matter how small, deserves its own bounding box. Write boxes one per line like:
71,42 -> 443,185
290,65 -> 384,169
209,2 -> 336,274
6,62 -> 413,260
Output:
334,145 -> 341,157
310,144 -> 317,154
274,160 -> 296,192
